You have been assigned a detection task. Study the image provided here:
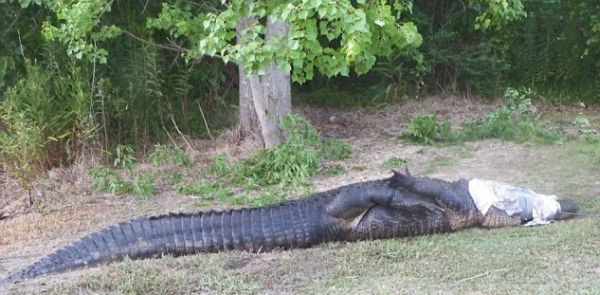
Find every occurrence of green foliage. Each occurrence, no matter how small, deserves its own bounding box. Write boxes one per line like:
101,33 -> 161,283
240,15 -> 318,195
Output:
405,115 -> 454,145
177,182 -> 233,199
148,0 -> 422,82
382,156 -> 407,169
165,171 -> 184,185
149,144 -> 192,167
492,1 -> 600,102
369,0 -> 526,98
321,139 -> 353,161
211,115 -> 352,189
39,0 -> 122,63
460,88 -> 560,144
89,168 -> 130,195
130,173 -> 158,199
322,164 -> 346,176
24,0 -> 424,84
113,145 -> 136,170
88,167 -> 158,199
0,59 -> 95,189
403,88 -> 562,145
371,48 -> 428,99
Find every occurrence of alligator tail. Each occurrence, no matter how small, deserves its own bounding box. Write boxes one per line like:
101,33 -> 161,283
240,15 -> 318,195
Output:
4,199 -> 325,284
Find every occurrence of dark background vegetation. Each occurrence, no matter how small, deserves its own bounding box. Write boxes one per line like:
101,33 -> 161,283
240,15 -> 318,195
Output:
1,0 -> 599,188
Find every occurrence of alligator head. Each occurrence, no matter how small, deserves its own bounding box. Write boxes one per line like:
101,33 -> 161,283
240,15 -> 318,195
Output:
391,168 -> 579,227
468,178 -> 579,226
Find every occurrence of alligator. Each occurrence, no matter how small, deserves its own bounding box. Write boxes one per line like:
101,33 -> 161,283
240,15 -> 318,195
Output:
3,170 -> 578,284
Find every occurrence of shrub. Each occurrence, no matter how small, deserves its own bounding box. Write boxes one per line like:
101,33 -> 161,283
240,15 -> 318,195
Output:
0,61 -> 95,189
406,115 -> 454,145
211,115 -> 352,189
148,144 -> 192,167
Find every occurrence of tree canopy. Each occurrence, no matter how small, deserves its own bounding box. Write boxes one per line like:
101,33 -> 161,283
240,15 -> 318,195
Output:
2,0 -> 526,83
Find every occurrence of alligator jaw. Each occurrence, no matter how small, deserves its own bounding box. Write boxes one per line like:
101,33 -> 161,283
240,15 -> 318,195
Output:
555,200 -> 579,220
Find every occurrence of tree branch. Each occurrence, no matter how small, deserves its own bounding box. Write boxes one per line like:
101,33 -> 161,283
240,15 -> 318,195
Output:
121,29 -> 189,53
122,29 -> 226,61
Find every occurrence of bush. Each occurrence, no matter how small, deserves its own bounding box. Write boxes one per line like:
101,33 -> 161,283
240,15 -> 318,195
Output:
148,144 -> 192,167
0,61 -> 95,189
406,115 -> 454,145
403,88 -> 561,145
211,115 -> 352,189
88,167 -> 158,199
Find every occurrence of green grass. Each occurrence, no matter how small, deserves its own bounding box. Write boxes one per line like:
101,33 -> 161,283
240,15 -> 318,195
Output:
149,144 -> 192,167
46,218 -> 600,294
88,167 -> 158,199
36,138 -> 600,295
424,157 -> 455,174
381,156 -> 407,169
403,89 -> 564,146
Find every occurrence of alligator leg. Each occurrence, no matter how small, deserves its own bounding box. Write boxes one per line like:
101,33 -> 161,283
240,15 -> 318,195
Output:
324,183 -> 449,240
390,169 -> 473,213
325,183 -> 443,220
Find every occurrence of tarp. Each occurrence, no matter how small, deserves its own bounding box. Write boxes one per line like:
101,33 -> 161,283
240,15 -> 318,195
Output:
468,179 -> 561,226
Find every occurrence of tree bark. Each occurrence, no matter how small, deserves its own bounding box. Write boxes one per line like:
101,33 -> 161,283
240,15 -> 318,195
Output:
235,16 -> 292,149
261,17 -> 292,145
236,17 -> 260,141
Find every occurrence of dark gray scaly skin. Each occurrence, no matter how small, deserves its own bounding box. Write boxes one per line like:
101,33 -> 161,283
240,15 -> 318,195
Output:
2,170 -> 577,284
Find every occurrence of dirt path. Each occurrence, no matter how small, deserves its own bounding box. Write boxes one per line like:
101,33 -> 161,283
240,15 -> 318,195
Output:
1,98 -> 599,294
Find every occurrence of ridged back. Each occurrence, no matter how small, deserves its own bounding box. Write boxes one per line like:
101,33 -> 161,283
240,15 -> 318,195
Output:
4,196 -> 330,283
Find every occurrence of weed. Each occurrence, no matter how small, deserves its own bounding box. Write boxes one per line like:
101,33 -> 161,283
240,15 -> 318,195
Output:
210,154 -> 230,176
148,144 -> 192,167
583,134 -> 600,144
211,115 -> 352,190
174,182 -> 292,207
0,61 -> 95,190
382,156 -> 407,169
166,171 -> 184,185
574,113 -> 591,128
456,147 -> 475,159
321,139 -> 353,161
322,164 -> 346,176
148,144 -> 170,167
424,157 -> 455,174
219,186 -> 292,207
113,145 -> 136,171
405,115 -> 454,145
351,165 -> 367,171
172,148 -> 193,167
89,168 -> 127,193
176,182 -> 233,199
461,109 -> 517,141
461,113 -> 561,144
503,87 -> 537,116
89,167 -> 158,198
131,173 -> 158,199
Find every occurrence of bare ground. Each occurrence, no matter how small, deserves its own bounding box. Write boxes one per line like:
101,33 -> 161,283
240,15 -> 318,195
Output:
1,96 -> 599,294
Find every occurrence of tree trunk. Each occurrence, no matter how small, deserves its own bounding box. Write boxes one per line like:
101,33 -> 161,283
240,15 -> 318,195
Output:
236,17 -> 260,141
235,16 -> 292,149
261,17 -> 292,145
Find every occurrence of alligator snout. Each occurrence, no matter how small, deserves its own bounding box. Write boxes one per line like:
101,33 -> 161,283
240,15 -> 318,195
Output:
555,200 -> 579,220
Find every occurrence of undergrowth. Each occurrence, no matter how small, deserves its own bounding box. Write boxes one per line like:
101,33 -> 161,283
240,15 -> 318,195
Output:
149,144 -> 192,167
404,88 -> 562,145
88,144 -> 193,199
211,115 -> 352,189
187,115 -> 354,206
86,116 -> 351,206
88,168 -> 158,199
0,60 -> 95,191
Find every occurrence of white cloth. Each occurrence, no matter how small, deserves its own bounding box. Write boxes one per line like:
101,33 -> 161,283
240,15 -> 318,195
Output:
468,179 -> 561,226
